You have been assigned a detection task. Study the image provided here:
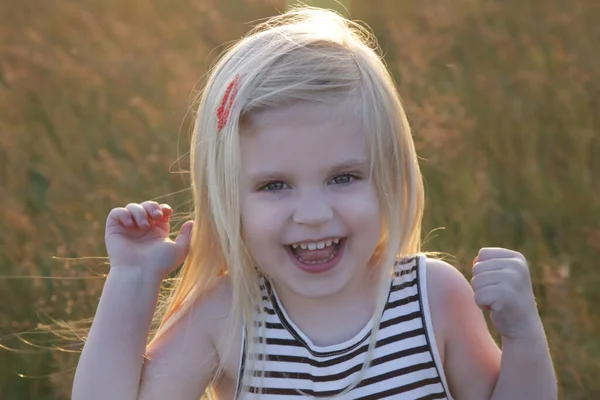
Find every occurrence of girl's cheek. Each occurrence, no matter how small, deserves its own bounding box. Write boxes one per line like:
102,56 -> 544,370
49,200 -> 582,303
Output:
336,186 -> 379,212
242,199 -> 289,229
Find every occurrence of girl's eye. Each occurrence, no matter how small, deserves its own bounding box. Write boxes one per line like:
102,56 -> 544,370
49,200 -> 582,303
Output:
331,174 -> 358,185
261,181 -> 288,192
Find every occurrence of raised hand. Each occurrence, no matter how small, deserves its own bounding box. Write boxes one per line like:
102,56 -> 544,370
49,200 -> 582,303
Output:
105,201 -> 193,280
471,247 -> 543,340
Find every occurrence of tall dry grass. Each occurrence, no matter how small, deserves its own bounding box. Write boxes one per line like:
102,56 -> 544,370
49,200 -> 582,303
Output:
0,0 -> 598,399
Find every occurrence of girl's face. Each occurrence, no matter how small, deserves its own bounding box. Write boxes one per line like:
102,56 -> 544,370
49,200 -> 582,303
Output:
240,101 -> 382,300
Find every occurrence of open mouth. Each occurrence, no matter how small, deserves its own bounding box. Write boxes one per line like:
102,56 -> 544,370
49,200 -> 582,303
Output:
288,237 -> 345,265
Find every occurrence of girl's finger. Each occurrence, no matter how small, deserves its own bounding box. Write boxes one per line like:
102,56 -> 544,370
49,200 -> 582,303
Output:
118,212 -> 135,227
473,286 -> 501,312
140,201 -> 163,220
174,220 -> 194,249
108,208 -> 134,227
472,259 -> 509,275
471,270 -> 505,291
159,203 -> 173,214
153,204 -> 174,221
125,203 -> 150,228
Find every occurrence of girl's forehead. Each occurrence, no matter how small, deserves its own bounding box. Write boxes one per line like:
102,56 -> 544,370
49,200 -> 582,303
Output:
243,99 -> 360,130
239,102 -> 370,173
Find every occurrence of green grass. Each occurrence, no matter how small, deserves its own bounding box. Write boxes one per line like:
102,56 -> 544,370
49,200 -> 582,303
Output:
1,0 -> 599,398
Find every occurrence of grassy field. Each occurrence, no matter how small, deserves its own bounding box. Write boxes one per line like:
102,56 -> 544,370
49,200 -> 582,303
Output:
1,0 -> 599,398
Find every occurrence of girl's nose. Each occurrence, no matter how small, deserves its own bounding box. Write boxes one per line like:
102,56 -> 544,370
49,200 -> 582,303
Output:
292,193 -> 334,226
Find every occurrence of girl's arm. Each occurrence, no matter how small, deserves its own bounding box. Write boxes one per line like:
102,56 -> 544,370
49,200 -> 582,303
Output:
72,266 -> 222,400
489,326 -> 556,400
136,277 -> 229,400
72,266 -> 164,400
73,202 -> 219,400
427,259 -> 501,399
427,255 -> 557,400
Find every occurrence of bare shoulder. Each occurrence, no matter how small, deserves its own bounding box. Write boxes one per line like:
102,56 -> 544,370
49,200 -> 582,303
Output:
424,256 -> 501,399
191,274 -> 235,332
423,258 -> 472,354
425,257 -> 472,301
161,273 -> 235,346
137,275 -> 235,400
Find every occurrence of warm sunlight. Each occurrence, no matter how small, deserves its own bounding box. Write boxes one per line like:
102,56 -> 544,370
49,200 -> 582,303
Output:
1,1 -> 597,399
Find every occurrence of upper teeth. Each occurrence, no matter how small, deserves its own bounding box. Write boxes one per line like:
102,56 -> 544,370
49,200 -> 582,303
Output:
291,238 -> 340,250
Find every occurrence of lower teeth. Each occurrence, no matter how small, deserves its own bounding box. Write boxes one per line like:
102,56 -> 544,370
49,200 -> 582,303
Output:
294,244 -> 340,264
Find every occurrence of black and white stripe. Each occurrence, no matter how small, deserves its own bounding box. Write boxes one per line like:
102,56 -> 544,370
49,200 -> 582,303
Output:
235,256 -> 452,399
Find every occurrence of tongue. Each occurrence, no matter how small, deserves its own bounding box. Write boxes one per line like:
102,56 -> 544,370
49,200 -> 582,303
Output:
294,245 -> 336,262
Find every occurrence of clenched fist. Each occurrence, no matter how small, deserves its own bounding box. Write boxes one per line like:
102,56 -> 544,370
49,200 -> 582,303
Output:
471,247 -> 543,340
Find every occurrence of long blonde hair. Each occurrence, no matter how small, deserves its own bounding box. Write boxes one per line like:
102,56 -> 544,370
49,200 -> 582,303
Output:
148,6 -> 425,399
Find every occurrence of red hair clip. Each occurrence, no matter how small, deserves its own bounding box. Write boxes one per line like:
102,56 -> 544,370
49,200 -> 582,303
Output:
217,75 -> 241,131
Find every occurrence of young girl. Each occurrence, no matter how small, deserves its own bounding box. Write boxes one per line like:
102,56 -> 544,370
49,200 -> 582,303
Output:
72,7 -> 557,400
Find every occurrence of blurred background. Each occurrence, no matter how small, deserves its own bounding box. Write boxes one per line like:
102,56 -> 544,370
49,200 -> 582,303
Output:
1,0 -> 599,398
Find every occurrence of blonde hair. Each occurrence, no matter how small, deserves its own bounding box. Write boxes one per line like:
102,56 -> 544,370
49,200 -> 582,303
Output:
148,6 -> 425,399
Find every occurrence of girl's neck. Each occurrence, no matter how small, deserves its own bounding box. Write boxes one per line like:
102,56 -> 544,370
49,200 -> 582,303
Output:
270,268 -> 381,347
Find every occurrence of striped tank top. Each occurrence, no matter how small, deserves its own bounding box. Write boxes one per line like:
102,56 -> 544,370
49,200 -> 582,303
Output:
234,255 -> 453,399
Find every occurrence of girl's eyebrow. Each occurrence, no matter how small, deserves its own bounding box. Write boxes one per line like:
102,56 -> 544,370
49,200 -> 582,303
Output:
329,158 -> 370,172
246,158 -> 369,182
